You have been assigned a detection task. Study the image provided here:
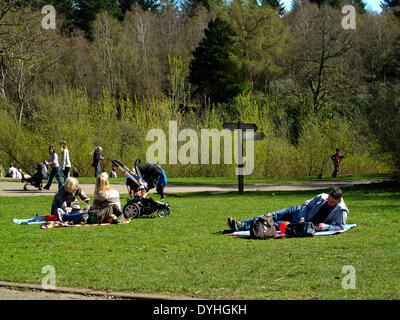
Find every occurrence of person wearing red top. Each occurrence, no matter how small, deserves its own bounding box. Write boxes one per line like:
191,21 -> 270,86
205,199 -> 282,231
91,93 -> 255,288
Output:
331,148 -> 345,178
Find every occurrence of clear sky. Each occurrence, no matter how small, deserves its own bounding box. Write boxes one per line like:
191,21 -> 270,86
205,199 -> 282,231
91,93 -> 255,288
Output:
280,0 -> 383,13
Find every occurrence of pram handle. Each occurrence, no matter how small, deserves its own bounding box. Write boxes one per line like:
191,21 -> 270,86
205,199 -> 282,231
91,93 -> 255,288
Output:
134,158 -> 142,178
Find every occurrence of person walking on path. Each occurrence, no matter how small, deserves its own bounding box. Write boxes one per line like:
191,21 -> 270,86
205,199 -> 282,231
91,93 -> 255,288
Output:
60,140 -> 71,182
331,148 -> 345,178
92,146 -> 104,177
44,146 -> 63,191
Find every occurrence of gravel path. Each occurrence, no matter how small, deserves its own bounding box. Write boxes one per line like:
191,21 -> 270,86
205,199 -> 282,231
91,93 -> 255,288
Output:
0,179 -> 384,197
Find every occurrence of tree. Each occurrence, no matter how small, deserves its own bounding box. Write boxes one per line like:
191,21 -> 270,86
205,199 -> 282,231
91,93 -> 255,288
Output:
262,0 -> 285,15
287,3 -> 355,113
119,0 -> 161,15
224,0 -> 288,93
189,17 -> 247,104
309,0 -> 366,13
381,0 -> 400,17
71,0 -> 123,37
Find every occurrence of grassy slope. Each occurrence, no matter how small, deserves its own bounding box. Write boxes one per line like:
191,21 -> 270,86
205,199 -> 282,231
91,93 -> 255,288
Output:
0,182 -> 399,299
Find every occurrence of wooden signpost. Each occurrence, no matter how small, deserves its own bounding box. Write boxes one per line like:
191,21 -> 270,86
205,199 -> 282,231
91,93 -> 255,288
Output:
223,122 -> 265,192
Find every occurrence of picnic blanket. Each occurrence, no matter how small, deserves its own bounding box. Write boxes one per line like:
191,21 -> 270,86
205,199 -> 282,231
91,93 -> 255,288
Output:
230,223 -> 357,238
13,216 -> 132,228
40,218 -> 131,229
13,216 -> 46,225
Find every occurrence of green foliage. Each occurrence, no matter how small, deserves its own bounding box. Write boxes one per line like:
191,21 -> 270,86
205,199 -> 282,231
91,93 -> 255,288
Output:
189,17 -> 248,104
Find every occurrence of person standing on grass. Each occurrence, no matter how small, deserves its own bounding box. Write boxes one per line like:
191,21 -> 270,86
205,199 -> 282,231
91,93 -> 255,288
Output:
44,146 -> 63,191
60,140 -> 71,181
156,164 -> 167,200
331,148 -> 345,178
228,187 -> 348,232
92,146 -> 104,177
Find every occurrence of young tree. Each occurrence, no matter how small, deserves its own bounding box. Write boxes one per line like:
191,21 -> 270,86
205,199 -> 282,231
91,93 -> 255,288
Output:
224,0 -> 288,93
189,17 -> 246,104
286,3 -> 355,113
262,0 -> 285,15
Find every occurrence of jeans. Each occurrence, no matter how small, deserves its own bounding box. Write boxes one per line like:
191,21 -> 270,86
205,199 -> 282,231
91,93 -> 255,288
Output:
332,165 -> 339,177
45,167 -> 63,190
62,167 -> 70,181
241,205 -> 302,231
94,163 -> 100,177
63,211 -> 86,222
157,183 -> 165,198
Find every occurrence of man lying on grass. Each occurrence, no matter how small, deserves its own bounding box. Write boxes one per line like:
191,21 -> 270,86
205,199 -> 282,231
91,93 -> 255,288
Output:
228,187 -> 348,232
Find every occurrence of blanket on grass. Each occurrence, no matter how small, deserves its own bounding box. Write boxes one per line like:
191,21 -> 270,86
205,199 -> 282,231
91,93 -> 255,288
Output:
40,218 -> 131,229
13,217 -> 131,228
230,223 -> 357,238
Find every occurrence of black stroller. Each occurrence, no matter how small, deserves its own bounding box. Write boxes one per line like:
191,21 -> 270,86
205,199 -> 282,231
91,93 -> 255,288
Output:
22,162 -> 48,191
111,159 -> 170,219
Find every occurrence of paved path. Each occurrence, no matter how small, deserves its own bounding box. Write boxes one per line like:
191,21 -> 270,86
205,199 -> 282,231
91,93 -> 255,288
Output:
0,179 -> 384,197
0,180 -> 383,197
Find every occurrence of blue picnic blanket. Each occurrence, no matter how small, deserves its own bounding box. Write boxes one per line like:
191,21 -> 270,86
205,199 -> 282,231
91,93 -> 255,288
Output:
230,223 -> 357,237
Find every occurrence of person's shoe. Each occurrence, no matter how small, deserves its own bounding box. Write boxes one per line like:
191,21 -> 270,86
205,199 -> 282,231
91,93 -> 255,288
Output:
235,219 -> 244,231
227,217 -> 235,231
57,208 -> 65,222
43,185 -> 50,190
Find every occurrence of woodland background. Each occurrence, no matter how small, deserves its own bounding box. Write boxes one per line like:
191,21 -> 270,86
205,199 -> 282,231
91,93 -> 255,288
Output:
0,0 -> 399,178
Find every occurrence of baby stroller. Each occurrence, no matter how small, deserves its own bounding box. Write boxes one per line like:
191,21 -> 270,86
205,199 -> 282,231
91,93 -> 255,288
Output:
22,161 -> 48,191
111,159 -> 170,219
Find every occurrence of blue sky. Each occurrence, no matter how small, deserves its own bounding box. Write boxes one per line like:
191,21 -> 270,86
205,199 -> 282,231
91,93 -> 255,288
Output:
280,0 -> 383,13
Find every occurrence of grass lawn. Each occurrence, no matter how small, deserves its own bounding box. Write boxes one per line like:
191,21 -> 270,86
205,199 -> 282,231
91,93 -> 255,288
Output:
0,182 -> 399,299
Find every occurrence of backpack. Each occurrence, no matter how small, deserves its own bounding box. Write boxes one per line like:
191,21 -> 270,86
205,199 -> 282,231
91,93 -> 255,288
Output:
285,222 -> 315,237
250,216 -> 277,240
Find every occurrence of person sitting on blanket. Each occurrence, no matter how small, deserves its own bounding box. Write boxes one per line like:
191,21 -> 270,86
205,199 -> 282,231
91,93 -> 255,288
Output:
228,187 -> 348,232
57,175 -> 124,224
51,177 -> 90,215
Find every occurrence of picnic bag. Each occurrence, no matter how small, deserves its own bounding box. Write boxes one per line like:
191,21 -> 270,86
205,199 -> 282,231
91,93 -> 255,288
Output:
250,216 -> 277,240
284,222 -> 315,237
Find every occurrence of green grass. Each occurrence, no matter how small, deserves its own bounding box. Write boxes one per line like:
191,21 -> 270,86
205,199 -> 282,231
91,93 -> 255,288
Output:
2,173 -> 390,185
0,182 -> 399,299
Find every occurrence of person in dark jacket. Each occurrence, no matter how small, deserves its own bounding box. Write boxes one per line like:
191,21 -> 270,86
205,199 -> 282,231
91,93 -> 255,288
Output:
92,146 -> 104,177
51,177 -> 90,215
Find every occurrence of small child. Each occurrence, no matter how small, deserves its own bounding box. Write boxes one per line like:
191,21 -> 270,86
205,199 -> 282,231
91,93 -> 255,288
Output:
51,177 -> 90,216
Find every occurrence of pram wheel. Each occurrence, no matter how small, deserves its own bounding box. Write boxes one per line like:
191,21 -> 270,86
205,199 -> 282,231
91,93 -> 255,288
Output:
123,202 -> 141,219
157,207 -> 170,218
23,184 -> 28,191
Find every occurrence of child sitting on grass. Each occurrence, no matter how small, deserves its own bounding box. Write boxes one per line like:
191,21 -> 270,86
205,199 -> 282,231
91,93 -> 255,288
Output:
50,177 -> 90,216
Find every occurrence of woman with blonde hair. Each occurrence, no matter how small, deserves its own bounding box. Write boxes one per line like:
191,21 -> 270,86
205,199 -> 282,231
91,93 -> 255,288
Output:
60,140 -> 71,182
92,175 -> 121,210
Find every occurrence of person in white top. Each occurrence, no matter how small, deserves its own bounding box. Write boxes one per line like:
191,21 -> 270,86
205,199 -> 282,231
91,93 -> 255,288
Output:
60,140 -> 71,182
7,164 -> 17,178
100,169 -> 109,179
15,168 -> 22,179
